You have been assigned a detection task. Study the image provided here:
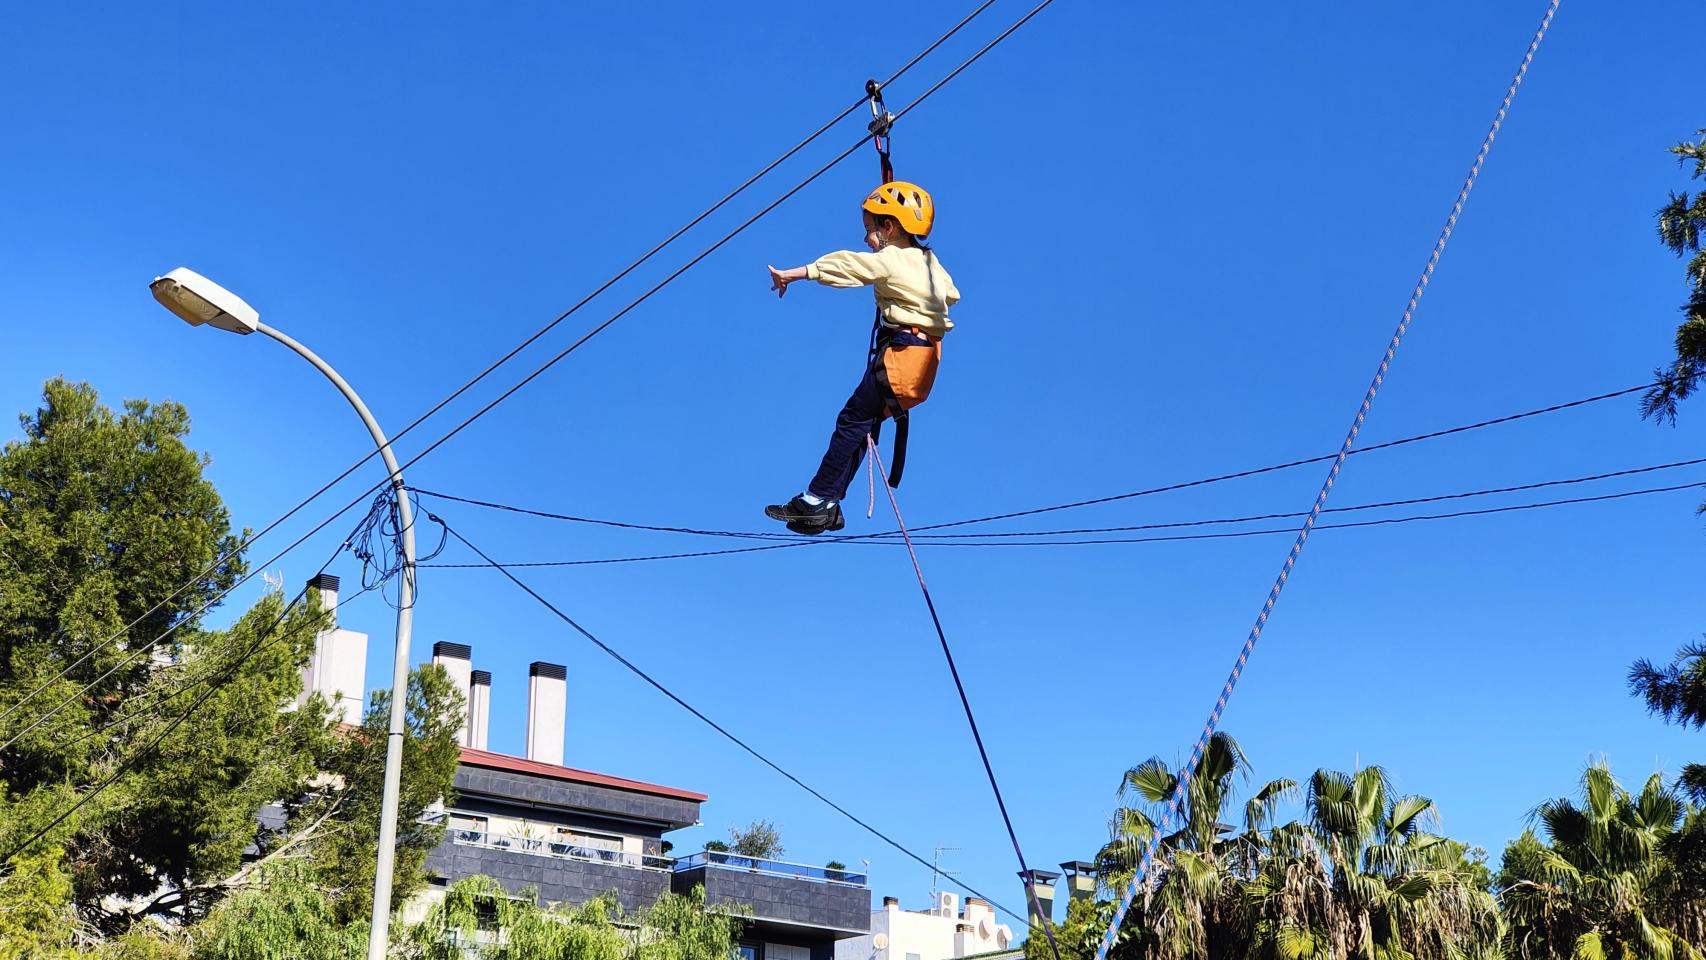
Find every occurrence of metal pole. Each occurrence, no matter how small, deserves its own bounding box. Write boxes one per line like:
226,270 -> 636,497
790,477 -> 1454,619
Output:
255,322 -> 415,960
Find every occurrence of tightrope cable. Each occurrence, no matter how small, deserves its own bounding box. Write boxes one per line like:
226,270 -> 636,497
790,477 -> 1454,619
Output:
414,464 -> 1706,566
412,379 -> 1655,550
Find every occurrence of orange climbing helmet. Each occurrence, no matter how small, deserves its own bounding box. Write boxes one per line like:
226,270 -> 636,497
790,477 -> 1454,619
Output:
862,181 -> 934,237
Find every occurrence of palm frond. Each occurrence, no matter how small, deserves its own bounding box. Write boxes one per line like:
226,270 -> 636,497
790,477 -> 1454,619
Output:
1122,757 -> 1179,804
1571,930 -> 1607,960
1387,795 -> 1437,838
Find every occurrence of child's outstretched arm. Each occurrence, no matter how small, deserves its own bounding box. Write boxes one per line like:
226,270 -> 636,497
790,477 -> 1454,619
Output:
767,264 -> 809,298
769,250 -> 889,299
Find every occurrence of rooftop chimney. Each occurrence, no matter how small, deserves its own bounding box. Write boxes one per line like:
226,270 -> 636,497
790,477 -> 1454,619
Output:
469,670 -> 491,751
431,642 -> 473,747
526,662 -> 566,766
1060,861 -> 1098,904
1018,869 -> 1060,931
309,573 -> 341,620
299,575 -> 366,725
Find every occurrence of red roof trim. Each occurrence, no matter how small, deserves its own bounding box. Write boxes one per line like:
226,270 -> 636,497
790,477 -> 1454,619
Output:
457,746 -> 708,802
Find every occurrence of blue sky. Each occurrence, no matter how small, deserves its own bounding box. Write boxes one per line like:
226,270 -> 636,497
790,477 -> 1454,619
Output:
3,0 -> 1705,926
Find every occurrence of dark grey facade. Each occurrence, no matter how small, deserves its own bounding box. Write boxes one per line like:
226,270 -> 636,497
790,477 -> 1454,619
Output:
675,861 -> 871,941
427,841 -> 671,908
423,749 -> 702,913
423,748 -> 869,958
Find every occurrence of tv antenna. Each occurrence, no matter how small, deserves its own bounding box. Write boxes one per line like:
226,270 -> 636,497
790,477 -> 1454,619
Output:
930,846 -> 961,901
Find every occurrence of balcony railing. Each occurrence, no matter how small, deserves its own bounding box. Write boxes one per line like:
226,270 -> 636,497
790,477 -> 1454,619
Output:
673,851 -> 869,887
449,829 -> 672,872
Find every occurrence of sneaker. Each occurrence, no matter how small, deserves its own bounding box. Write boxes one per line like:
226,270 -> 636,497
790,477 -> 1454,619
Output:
764,495 -> 845,535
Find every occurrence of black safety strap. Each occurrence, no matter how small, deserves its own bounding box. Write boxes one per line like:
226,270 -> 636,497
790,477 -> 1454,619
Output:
865,80 -> 903,485
886,409 -> 909,487
868,311 -> 910,488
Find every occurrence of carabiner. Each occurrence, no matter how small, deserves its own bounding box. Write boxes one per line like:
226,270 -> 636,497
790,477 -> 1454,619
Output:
865,78 -> 895,143
865,78 -> 895,182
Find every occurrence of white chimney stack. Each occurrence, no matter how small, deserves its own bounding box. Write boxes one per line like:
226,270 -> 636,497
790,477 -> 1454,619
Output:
313,571 -> 339,619
526,661 -> 567,766
299,574 -> 367,725
469,669 -> 491,751
431,642 -> 473,747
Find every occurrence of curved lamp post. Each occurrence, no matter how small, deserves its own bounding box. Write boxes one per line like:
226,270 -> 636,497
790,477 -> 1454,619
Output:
149,267 -> 414,960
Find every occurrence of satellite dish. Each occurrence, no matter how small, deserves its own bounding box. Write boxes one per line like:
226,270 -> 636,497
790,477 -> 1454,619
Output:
874,934 -> 890,950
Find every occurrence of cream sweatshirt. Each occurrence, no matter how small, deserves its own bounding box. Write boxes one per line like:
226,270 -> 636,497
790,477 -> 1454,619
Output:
805,244 -> 960,337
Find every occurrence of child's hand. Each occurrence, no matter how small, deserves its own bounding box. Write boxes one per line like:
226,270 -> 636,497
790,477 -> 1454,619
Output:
768,265 -> 791,298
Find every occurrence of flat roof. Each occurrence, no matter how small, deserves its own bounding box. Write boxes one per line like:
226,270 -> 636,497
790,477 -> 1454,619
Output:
458,746 -> 708,802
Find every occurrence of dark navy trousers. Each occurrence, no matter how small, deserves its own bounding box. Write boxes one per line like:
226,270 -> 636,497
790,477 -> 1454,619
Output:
807,327 -> 935,502
806,361 -> 886,502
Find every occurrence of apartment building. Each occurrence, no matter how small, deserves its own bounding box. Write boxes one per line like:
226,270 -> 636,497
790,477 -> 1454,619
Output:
299,579 -> 870,960
834,862 -> 1099,960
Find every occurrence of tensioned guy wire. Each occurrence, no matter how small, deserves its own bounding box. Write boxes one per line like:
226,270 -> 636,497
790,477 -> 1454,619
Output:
866,436 -> 1063,960
428,511 -> 1032,927
1095,3 -> 1563,955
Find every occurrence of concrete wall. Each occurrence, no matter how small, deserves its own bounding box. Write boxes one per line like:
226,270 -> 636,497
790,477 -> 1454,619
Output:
835,893 -> 1013,960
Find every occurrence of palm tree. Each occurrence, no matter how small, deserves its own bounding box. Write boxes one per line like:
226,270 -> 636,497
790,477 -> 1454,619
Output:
1319,767 -> 1497,959
1630,640 -> 1706,803
1641,130 -> 1706,424
1234,766 -> 1501,960
1096,743 -> 1497,959
1500,761 -> 1705,960
1097,733 -> 1296,959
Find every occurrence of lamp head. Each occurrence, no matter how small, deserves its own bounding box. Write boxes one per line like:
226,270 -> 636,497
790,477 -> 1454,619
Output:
149,267 -> 259,335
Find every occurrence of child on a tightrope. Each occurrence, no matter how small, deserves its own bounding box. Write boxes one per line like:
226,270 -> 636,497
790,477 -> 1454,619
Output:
765,181 -> 958,534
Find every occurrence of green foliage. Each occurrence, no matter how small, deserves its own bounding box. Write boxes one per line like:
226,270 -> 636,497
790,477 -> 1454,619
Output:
190,861 -> 367,960
405,877 -> 745,960
0,845 -> 84,959
407,876 -> 625,960
98,930 -> 193,960
632,885 -> 747,960
0,380 -> 462,937
1093,737 -> 1501,960
1630,641 -> 1706,804
293,663 -> 465,924
1024,896 -> 1109,960
726,819 -> 784,859
1498,761 -> 1706,960
0,380 -> 336,920
0,377 -> 243,790
1643,130 -> 1706,424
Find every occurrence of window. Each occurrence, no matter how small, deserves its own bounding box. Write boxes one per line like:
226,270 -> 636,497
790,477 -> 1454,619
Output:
738,944 -> 763,960
567,830 -> 623,852
555,828 -> 626,861
448,813 -> 488,843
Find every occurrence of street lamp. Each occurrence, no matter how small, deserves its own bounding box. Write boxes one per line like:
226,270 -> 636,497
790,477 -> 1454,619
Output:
150,267 -> 416,960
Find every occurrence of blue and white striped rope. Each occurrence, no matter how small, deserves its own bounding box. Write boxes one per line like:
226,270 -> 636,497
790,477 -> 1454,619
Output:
1093,1 -> 1563,954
